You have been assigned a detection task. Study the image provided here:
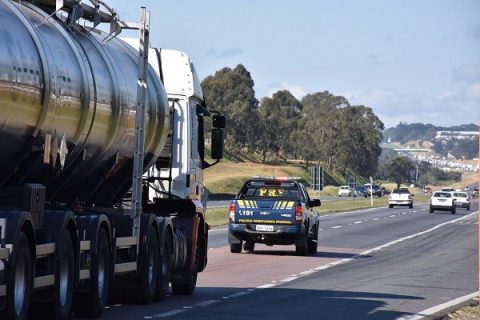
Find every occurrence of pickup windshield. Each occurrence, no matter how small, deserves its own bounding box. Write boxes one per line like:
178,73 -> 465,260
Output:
238,181 -> 300,199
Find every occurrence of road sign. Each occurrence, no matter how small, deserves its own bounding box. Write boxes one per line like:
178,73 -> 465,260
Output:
310,166 -> 323,191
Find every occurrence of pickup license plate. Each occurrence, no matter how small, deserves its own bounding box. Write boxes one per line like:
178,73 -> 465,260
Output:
256,225 -> 274,232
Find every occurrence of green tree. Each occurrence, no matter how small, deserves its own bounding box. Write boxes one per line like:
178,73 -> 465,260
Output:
256,90 -> 301,162
383,157 -> 415,188
201,64 -> 259,153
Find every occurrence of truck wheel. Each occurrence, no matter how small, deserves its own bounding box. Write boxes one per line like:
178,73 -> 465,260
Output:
467,205 -> 470,211
155,233 -> 171,301
171,270 -> 197,295
52,231 -> 75,320
74,228 -> 111,317
243,241 -> 255,252
388,204 -> 393,209
451,207 -> 456,215
230,243 -> 242,253
5,232 -> 33,320
429,206 -> 434,213
139,227 -> 159,304
409,203 -> 413,209
307,237 -> 317,255
295,237 -> 308,256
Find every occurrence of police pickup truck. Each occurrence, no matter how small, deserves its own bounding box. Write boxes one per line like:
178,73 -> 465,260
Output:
228,177 -> 321,256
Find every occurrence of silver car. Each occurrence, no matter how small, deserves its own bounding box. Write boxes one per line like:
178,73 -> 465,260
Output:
452,192 -> 470,210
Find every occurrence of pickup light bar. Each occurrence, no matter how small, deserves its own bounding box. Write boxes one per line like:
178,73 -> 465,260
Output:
251,176 -> 301,181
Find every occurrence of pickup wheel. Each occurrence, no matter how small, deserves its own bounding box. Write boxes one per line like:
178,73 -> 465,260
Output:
295,237 -> 308,256
451,207 -> 456,214
307,237 -> 317,255
388,204 -> 393,209
243,241 -> 255,252
230,243 -> 242,253
467,205 -> 470,211
409,203 -> 413,209
429,206 -> 434,213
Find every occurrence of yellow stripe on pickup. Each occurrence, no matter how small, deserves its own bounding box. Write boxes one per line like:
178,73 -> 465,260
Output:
237,200 -> 245,208
286,201 -> 295,209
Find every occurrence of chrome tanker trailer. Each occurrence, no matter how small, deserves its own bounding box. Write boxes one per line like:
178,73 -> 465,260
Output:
0,0 -> 225,319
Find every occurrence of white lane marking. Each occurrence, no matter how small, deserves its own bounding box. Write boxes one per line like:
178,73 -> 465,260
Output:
227,291 -> 250,298
389,215 -> 396,218
280,276 -> 298,282
412,210 -> 417,213
194,300 -> 220,307
331,225 -> 342,229
153,309 -> 185,318
395,291 -> 479,320
401,212 -> 407,215
317,206 -> 385,218
257,283 -> 276,289
354,221 -> 362,224
373,218 -> 380,221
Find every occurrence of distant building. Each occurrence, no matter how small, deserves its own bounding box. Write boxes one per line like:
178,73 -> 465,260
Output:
434,131 -> 478,141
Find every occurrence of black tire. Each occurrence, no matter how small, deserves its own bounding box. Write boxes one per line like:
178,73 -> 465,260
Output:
52,231 -> 75,320
467,205 -> 470,211
429,206 -> 434,213
388,204 -> 393,209
451,207 -> 456,215
4,232 -> 33,320
243,241 -> 255,252
171,270 -> 198,295
307,237 -> 317,255
230,243 -> 242,253
171,228 -> 201,296
139,227 -> 159,304
409,203 -> 413,209
74,228 -> 111,317
295,236 -> 308,256
155,233 -> 171,301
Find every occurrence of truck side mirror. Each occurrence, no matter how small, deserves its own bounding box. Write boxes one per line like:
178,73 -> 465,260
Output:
211,128 -> 224,160
213,115 -> 226,128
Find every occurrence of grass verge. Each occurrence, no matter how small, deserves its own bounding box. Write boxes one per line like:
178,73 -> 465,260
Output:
442,305 -> 480,320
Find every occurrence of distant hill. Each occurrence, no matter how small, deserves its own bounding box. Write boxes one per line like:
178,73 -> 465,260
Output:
383,123 -> 479,144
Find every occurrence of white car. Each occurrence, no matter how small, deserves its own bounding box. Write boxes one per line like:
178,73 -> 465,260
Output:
452,192 -> 470,210
338,185 -> 352,197
389,189 -> 413,209
429,191 -> 456,214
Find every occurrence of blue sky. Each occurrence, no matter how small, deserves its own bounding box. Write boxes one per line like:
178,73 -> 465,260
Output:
114,0 -> 480,128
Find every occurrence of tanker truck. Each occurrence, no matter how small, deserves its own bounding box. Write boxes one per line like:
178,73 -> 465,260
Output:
0,0 -> 225,319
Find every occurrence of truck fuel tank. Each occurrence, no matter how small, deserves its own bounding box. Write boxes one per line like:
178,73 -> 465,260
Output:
0,0 -> 169,203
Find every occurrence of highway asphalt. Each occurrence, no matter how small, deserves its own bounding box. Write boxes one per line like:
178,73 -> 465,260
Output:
74,200 -> 478,320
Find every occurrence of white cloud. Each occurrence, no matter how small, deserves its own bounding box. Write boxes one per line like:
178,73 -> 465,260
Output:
343,85 -> 480,128
267,83 -> 306,100
206,47 -> 242,58
465,83 -> 480,100
453,64 -> 480,83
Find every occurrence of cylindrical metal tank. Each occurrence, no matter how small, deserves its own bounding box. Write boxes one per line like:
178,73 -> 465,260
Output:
0,0 -> 169,203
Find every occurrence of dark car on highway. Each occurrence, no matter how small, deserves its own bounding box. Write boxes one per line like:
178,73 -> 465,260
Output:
365,184 -> 384,197
355,185 -> 368,197
228,177 -> 321,256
